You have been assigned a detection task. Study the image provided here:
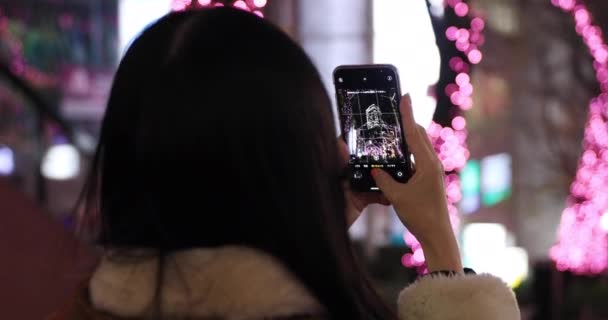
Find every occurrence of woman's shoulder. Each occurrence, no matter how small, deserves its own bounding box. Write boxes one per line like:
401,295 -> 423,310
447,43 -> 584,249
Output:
49,247 -> 330,320
48,286 -> 327,320
397,273 -> 520,320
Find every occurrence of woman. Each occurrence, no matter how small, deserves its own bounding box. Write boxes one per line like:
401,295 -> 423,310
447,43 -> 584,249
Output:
52,7 -> 519,320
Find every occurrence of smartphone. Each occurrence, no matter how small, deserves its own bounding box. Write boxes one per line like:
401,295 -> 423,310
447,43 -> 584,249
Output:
333,64 -> 413,192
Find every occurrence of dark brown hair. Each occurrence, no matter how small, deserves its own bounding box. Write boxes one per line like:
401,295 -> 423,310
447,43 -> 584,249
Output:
78,7 -> 396,320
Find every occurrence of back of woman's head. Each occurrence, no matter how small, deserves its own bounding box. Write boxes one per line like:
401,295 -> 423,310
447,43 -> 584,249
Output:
79,8 -> 394,319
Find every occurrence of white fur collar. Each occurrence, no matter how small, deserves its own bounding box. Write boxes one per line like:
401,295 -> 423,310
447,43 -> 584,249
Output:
398,273 -> 521,320
89,246 -> 324,319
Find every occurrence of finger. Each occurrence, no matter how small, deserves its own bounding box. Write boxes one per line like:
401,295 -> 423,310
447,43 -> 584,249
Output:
416,125 -> 440,165
371,169 -> 401,200
416,125 -> 434,155
415,125 -> 444,171
400,94 -> 426,163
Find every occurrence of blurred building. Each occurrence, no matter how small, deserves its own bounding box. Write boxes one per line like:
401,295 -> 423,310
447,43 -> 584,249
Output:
0,0 -> 116,217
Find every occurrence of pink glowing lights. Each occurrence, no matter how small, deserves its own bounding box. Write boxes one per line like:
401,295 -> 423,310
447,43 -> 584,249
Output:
446,26 -> 458,41
253,0 -> 267,8
452,116 -> 467,131
449,57 -> 468,73
455,73 -> 470,85
401,0 -> 484,272
471,17 -> 485,31
454,3 -> 469,17
550,1 -> 608,275
441,9 -> 484,112
172,0 -> 191,11
233,0 -> 249,11
173,0 -> 267,11
468,49 -> 483,64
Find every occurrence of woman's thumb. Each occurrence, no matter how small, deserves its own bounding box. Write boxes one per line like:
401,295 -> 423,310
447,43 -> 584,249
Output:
371,169 -> 399,197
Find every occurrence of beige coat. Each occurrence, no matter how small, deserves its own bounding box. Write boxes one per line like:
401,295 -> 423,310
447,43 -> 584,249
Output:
51,246 -> 520,320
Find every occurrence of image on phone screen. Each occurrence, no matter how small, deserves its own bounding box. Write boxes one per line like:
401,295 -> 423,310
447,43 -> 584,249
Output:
340,88 -> 405,165
335,65 -> 412,191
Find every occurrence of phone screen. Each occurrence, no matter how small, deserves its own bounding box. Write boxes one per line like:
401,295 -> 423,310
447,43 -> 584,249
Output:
334,65 -> 413,191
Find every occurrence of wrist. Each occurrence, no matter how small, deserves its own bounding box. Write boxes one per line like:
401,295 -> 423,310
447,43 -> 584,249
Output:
419,225 -> 463,272
425,268 -> 476,278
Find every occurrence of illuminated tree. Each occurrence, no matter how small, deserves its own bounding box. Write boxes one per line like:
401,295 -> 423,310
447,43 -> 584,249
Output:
549,0 -> 608,275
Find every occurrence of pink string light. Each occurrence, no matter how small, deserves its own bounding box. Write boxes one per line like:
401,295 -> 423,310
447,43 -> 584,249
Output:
172,0 -> 266,12
402,0 -> 483,272
550,1 -> 608,275
172,0 -> 192,11
232,0 -> 249,11
253,0 -> 267,8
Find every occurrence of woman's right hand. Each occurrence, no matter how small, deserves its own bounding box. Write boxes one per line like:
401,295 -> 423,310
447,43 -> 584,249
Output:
371,94 -> 463,273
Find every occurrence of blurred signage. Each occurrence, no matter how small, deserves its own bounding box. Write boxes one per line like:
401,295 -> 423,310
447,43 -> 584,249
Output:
481,153 -> 512,206
60,67 -> 114,120
460,159 -> 481,214
460,153 -> 512,214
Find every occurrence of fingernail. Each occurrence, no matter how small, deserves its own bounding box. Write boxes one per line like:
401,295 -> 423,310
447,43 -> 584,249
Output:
371,169 -> 379,177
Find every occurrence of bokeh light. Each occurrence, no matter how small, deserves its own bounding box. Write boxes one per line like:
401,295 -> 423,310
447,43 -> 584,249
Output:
41,144 -> 80,180
600,212 -> 608,232
468,49 -> 483,64
0,145 -> 15,176
253,0 -> 267,8
452,116 -> 467,131
172,0 -> 265,15
233,0 -> 249,10
172,0 -> 191,11
454,2 -> 469,17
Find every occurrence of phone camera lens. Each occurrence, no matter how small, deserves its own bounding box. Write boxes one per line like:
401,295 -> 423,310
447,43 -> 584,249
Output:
338,77 -> 343,83
387,76 -> 393,81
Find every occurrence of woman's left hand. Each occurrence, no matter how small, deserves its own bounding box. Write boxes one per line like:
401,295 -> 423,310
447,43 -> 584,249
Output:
338,139 -> 390,226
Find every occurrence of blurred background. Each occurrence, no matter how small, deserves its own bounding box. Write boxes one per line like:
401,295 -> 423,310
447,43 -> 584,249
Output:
0,0 -> 607,319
